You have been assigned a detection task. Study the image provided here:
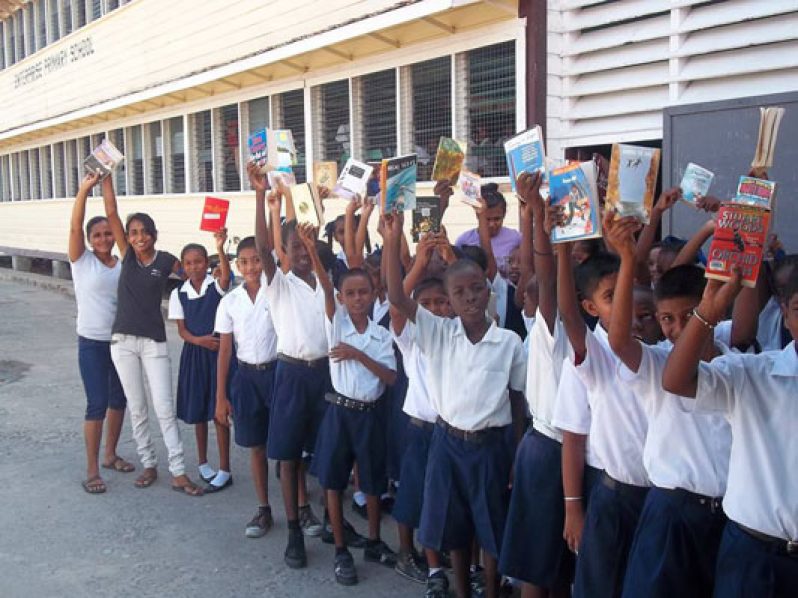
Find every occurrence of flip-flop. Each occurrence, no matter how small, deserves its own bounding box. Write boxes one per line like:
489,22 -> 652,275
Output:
172,482 -> 204,497
134,470 -> 157,488
102,457 -> 135,473
82,475 -> 107,494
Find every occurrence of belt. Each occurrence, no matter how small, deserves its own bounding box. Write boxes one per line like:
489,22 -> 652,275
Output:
600,472 -> 650,500
436,417 -> 501,444
659,486 -> 723,514
325,392 -> 378,412
735,522 -> 798,556
277,353 -> 328,369
237,358 -> 276,371
409,417 -> 434,432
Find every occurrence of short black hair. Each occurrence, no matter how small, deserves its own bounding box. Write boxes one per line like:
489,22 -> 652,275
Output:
783,267 -> 798,306
574,252 -> 620,299
458,245 -> 488,273
338,267 -> 373,291
654,264 -> 706,303
480,182 -> 506,210
574,238 -> 604,261
443,258 -> 486,290
181,243 -> 208,261
85,215 -> 108,238
125,212 -> 157,240
412,277 -> 446,299
659,235 -> 687,256
364,250 -> 382,270
236,236 -> 257,257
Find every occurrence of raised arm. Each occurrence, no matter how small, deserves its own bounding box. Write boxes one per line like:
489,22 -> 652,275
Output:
671,219 -> 714,268
634,187 -> 680,285
278,175 -> 297,223
298,222 -> 336,320
551,202 -> 587,359
214,227 -> 232,291
433,180 -> 453,220
251,163 -> 277,282
101,174 -> 127,257
355,199 -> 374,265
520,172 -> 556,331
69,172 -> 102,262
389,233 -> 436,335
343,197 -> 362,268
384,212 -> 418,322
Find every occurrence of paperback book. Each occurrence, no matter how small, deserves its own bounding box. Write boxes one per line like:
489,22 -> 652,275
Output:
457,169 -> 482,208
290,183 -> 322,228
605,143 -> 661,224
313,161 -> 338,190
200,197 -> 230,233
247,128 -> 297,174
706,204 -> 770,288
247,129 -> 269,173
731,176 -> 776,210
380,154 -> 417,213
751,106 -> 785,170
680,162 -> 714,205
548,161 -> 602,244
504,125 -> 545,192
411,196 -> 441,242
267,169 -> 296,189
431,137 -> 466,184
333,158 -> 373,200
83,139 -> 125,179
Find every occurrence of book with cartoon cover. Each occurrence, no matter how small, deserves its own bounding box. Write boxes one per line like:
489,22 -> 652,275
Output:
606,143 -> 660,224
457,169 -> 482,208
504,125 -> 545,192
83,138 -> 125,179
431,137 -> 466,184
680,162 -> 714,205
730,176 -> 776,210
411,196 -> 441,242
313,161 -> 338,190
549,161 -> 602,243
706,204 -> 770,288
380,154 -> 417,213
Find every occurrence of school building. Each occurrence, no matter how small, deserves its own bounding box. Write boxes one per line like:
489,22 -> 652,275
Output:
0,0 -> 796,271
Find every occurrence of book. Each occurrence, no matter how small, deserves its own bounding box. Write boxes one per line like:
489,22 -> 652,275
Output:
504,125 -> 545,192
431,137 -> 466,184
267,169 -> 296,189
247,129 -> 269,174
592,153 -> 610,204
605,143 -> 661,224
706,204 -> 770,288
680,162 -> 714,205
313,161 -> 338,190
333,158 -> 373,200
83,139 -> 125,179
200,196 -> 230,233
411,196 -> 441,242
549,161 -> 602,244
247,128 -> 297,174
457,169 -> 482,208
751,106 -> 785,170
380,154 -> 417,213
289,183 -> 322,228
730,176 -> 777,210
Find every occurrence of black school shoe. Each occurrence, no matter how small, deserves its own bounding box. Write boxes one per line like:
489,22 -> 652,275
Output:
321,512 -> 367,549
334,548 -> 359,586
284,528 -> 307,569
394,549 -> 428,584
350,498 -> 368,520
425,570 -> 450,598
364,539 -> 397,567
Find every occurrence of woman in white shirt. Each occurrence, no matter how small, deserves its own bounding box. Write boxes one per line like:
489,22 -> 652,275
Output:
69,172 -> 134,494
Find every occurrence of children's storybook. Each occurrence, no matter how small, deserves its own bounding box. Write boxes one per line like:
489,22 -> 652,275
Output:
333,158 -> 373,200
549,161 -> 602,244
380,154 -> 417,213
83,139 -> 125,179
200,197 -> 230,233
680,163 -> 714,205
290,183 -> 322,228
457,169 -> 482,208
248,128 -> 297,174
313,161 -> 338,190
431,137 -> 466,184
730,176 -> 777,210
751,106 -> 785,170
706,204 -> 770,288
411,196 -> 441,242
504,125 -> 545,193
605,143 -> 661,224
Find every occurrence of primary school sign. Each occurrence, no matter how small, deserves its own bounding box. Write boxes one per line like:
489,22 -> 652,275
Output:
13,37 -> 95,90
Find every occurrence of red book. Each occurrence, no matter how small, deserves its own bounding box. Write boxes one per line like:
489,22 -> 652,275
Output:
706,205 -> 770,288
200,196 -> 229,232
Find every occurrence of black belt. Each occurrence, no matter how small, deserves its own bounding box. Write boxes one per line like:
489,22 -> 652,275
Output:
735,521 -> 798,556
277,353 -> 328,369
600,472 -> 650,500
237,359 -> 276,371
436,417 -> 501,444
409,417 -> 434,432
325,392 -> 378,412
659,486 -> 723,514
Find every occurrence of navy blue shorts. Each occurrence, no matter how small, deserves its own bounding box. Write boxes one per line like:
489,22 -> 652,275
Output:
385,370 -> 410,482
499,428 -> 572,588
713,521 -> 798,598
392,420 -> 433,529
312,400 -> 387,496
267,359 -> 330,461
230,365 -> 274,448
418,423 -> 512,558
622,487 -> 726,598
573,474 -> 649,598
78,336 -> 126,420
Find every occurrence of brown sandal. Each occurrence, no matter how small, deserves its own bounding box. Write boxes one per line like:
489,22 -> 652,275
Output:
82,475 -> 107,494
134,468 -> 158,488
102,456 -> 135,473
171,480 -> 204,497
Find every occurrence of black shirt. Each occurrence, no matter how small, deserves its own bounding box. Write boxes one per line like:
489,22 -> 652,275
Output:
112,250 -> 177,342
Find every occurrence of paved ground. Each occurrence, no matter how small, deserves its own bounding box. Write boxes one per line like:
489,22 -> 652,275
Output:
0,278 -> 417,598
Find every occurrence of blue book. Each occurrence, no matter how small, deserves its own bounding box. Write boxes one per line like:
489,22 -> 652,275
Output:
380,154 -> 417,212
504,125 -> 545,192
549,161 -> 602,244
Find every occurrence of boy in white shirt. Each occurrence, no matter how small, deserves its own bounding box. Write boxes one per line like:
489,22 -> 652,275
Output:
663,267 -> 798,596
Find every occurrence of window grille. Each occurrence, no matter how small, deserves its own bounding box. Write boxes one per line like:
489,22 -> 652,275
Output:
53,142 -> 66,198
62,0 -> 73,37
75,0 -> 86,29
90,0 -> 103,21
0,155 -> 10,201
189,110 -> 214,193
240,96 -> 269,190
312,79 -> 350,170
164,116 -> 185,194
146,121 -> 164,194
0,23 -> 5,70
274,89 -> 306,183
127,125 -> 144,195
36,0 -> 46,51
28,148 -> 40,199
11,153 -> 22,200
353,69 -> 397,162
24,4 -> 35,57
214,104 -> 241,192
40,146 -> 53,199
108,129 -> 126,195
19,151 -> 31,200
48,0 -> 60,43
65,140 -> 79,198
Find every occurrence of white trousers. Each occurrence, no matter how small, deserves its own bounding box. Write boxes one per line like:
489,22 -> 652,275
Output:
110,333 -> 185,476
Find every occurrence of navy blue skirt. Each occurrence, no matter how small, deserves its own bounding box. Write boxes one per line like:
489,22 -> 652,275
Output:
176,343 -> 218,424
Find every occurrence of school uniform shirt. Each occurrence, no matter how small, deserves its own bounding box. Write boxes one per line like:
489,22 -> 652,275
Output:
392,321 -> 439,423
491,273 -> 509,328
70,250 -> 121,341
552,358 -> 603,469
575,325 -> 649,486
525,310 -> 573,442
372,296 -> 390,327
413,306 -> 527,431
167,275 -> 226,321
326,305 -> 396,402
689,342 -> 798,541
263,269 -> 328,360
214,282 -> 277,365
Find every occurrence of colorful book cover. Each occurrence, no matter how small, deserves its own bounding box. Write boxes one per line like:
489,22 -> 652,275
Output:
411,196 -> 441,242
457,169 -> 482,208
380,154 -> 417,213
606,143 -> 661,224
333,158 -> 373,200
549,161 -> 602,244
290,183 -> 321,228
248,129 -> 269,173
706,205 -> 770,288
503,125 -> 545,192
200,196 -> 230,233
730,176 -> 776,210
270,129 -> 297,171
83,138 -> 125,179
431,137 -> 466,184
313,161 -> 338,190
680,162 -> 714,205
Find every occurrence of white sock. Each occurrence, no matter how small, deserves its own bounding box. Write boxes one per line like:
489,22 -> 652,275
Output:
429,567 -> 443,578
380,491 -> 392,500
353,491 -> 367,507
198,462 -> 216,479
211,470 -> 231,487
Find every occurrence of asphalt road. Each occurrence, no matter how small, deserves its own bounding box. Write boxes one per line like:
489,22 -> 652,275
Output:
0,278 -> 416,598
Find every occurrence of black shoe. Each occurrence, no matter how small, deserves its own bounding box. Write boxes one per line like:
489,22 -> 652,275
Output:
395,549 -> 427,584
321,514 -> 368,549
364,539 -> 397,568
204,474 -> 233,494
425,570 -> 450,598
470,565 -> 486,598
334,549 -> 359,586
245,506 -> 273,538
350,498 -> 368,520
284,528 -> 307,569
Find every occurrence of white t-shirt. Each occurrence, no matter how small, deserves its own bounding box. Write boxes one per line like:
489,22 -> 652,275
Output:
214,282 -> 278,365
552,357 -> 603,469
392,321 -> 439,423
264,270 -> 328,360
70,250 -> 121,341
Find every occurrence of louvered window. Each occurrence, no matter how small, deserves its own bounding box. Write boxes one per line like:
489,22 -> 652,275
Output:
62,0 -> 73,36
164,116 -> 185,194
127,126 -> 144,195
0,23 -> 5,70
35,0 -> 46,51
273,89 -> 306,183
189,110 -> 214,193
240,96 -> 269,190
40,146 -> 53,199
214,104 -> 241,192
48,0 -> 59,43
11,154 -> 22,200
65,140 -> 79,198
90,0 -> 103,21
53,142 -> 66,198
13,12 -> 22,62
24,4 -> 35,57
28,149 -> 41,199
75,0 -> 86,29
0,155 -> 10,201
146,121 -> 164,194
108,129 -> 126,195
353,69 -> 397,162
19,151 -> 31,200
313,79 -> 350,170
